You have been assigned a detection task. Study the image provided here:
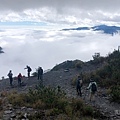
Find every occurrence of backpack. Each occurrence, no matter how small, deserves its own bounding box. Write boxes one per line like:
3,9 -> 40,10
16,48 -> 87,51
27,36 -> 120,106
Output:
8,72 -> 13,77
77,79 -> 82,87
29,67 -> 32,72
28,67 -> 32,72
91,83 -> 97,92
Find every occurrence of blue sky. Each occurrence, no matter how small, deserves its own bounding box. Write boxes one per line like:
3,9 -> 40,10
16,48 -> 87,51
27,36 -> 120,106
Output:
0,21 -> 47,26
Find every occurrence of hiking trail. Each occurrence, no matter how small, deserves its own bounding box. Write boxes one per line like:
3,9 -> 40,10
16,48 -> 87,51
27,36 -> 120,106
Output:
0,69 -> 120,120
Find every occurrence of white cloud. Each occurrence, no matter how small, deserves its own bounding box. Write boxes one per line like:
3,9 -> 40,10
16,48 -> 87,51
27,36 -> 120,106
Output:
0,0 -> 120,80
0,26 -> 120,79
0,0 -> 120,12
0,0 -> 120,27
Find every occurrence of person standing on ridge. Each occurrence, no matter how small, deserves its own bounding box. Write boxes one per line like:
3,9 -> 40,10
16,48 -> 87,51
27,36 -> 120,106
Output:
17,73 -> 22,86
7,70 -> 13,86
76,75 -> 83,97
24,65 -> 32,78
37,67 -> 43,80
87,76 -> 97,101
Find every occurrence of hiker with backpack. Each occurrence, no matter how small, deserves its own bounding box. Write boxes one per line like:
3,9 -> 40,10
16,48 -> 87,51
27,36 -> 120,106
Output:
87,76 -> 97,101
37,66 -> 43,80
76,75 -> 83,97
24,65 -> 32,78
7,70 -> 13,86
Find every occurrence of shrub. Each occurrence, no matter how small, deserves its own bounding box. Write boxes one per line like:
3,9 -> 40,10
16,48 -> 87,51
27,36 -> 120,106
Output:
65,105 -> 73,117
7,92 -> 27,106
6,86 -> 101,119
75,61 -> 84,69
110,85 -> 120,103
32,72 -> 38,77
83,105 -> 93,116
56,98 -> 69,112
32,99 -> 46,109
71,76 -> 77,86
71,99 -> 84,111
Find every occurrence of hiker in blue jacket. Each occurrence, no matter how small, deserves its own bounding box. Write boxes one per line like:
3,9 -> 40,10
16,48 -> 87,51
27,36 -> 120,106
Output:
76,75 -> 83,97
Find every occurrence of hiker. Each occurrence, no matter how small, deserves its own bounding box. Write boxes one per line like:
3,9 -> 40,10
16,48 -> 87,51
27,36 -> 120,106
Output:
38,67 -> 43,81
87,77 -> 97,101
76,75 -> 83,97
24,65 -> 32,78
7,70 -> 13,86
17,73 -> 22,86
37,66 -> 43,80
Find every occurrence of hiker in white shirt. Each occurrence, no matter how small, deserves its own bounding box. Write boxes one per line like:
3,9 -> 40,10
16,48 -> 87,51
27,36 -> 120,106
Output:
87,78 -> 97,101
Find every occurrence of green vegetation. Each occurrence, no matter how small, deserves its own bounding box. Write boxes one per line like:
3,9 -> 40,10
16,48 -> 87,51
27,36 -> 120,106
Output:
5,85 -> 102,119
52,60 -> 84,71
110,85 -> 120,103
60,49 -> 120,103
89,50 -> 120,103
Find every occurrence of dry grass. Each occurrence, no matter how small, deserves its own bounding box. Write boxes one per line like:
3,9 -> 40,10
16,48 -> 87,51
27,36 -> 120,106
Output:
0,86 -> 101,120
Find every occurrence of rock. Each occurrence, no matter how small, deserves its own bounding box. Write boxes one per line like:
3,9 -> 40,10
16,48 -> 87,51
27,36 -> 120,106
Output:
115,110 -> 120,116
4,110 -> 12,114
11,113 -> 16,118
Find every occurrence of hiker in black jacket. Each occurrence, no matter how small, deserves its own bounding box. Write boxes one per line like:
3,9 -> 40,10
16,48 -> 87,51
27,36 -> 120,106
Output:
24,65 -> 32,78
37,67 -> 43,80
76,75 -> 83,97
7,70 -> 13,86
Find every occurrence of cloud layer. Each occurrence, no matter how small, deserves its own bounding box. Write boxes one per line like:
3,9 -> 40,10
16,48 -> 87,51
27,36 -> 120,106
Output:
0,0 -> 120,27
0,1 -> 120,78
0,26 -> 120,78
0,0 -> 120,12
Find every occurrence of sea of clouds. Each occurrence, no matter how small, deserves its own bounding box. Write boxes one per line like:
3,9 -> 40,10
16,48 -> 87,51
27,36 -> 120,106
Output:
0,25 -> 120,79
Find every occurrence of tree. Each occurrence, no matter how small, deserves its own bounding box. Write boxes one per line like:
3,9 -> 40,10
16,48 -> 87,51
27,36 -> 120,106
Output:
92,53 -> 100,60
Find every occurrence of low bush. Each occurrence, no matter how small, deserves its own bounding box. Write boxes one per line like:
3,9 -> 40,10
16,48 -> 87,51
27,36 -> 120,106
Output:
6,85 -> 102,119
110,85 -> 120,103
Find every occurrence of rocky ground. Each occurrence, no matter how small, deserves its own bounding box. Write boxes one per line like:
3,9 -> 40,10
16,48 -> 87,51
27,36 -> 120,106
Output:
43,69 -> 120,120
0,69 -> 120,120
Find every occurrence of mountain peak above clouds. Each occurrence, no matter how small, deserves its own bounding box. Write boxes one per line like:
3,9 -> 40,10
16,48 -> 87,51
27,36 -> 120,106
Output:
62,25 -> 120,35
0,47 -> 4,54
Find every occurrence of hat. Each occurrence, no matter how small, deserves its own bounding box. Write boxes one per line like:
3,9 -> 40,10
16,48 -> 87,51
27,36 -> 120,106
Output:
90,78 -> 94,82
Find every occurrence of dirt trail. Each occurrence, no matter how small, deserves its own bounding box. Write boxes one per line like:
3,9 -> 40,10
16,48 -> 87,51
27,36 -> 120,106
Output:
43,69 -> 120,120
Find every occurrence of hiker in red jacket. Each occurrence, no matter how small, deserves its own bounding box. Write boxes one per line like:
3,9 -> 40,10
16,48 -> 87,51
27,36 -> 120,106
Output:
17,73 -> 22,86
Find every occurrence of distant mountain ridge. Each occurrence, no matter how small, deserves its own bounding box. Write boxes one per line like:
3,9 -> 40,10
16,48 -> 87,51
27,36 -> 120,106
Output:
0,47 -> 4,54
62,25 -> 120,35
